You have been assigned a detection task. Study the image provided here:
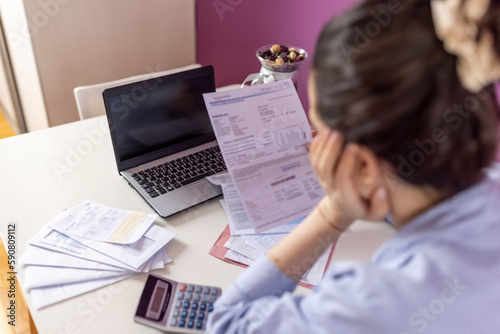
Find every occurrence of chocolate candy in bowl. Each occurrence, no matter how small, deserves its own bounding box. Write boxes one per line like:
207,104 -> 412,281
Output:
256,44 -> 308,72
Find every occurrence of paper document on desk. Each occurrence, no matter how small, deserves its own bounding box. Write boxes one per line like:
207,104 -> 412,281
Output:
69,224 -> 175,269
243,234 -> 331,286
203,80 -> 324,233
29,226 -> 147,272
23,249 -> 169,290
24,266 -> 126,290
30,220 -> 174,270
20,245 -> 128,272
241,234 -> 331,286
30,274 -> 134,310
24,203 -> 176,309
222,233 -> 332,286
219,199 -> 300,235
48,199 -> 157,244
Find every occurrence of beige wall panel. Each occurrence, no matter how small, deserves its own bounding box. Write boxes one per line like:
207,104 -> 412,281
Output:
24,0 -> 196,126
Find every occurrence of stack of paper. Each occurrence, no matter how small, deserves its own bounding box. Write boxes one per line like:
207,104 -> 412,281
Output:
203,80 -> 325,234
20,200 -> 175,310
207,173 -> 333,288
203,81 -> 333,288
206,173 -> 301,235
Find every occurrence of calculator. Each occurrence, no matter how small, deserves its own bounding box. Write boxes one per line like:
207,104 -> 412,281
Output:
135,274 -> 222,333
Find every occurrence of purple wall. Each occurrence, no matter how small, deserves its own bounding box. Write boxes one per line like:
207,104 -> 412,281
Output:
196,0 -> 359,111
196,1 -> 500,161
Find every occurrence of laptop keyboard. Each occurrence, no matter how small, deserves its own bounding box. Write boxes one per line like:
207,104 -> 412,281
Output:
131,146 -> 227,198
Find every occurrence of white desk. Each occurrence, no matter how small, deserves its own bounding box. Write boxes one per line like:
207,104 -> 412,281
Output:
0,116 -> 396,334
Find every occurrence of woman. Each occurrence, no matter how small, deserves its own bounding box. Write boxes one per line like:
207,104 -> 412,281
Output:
207,0 -> 500,333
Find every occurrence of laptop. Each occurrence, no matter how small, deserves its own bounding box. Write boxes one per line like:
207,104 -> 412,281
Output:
102,65 -> 226,217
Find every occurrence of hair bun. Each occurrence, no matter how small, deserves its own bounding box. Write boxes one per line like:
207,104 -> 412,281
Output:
431,0 -> 500,92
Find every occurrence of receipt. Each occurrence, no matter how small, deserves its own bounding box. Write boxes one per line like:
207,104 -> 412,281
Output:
203,80 -> 324,233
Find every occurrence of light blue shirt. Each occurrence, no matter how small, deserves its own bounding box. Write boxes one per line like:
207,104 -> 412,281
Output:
207,164 -> 500,334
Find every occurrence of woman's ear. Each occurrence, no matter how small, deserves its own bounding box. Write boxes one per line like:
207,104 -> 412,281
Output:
353,146 -> 391,220
354,146 -> 387,199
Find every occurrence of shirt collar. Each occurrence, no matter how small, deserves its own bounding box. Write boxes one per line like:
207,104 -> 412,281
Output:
371,163 -> 500,267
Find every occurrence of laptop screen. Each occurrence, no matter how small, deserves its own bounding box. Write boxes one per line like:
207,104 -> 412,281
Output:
103,66 -> 216,171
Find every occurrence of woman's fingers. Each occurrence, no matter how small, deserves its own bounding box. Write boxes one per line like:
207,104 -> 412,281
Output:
334,144 -> 366,223
305,130 -> 319,152
310,131 -> 343,188
335,144 -> 358,195
310,135 -> 388,225
309,131 -> 330,165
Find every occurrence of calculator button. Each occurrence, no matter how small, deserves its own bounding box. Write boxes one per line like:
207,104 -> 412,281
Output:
187,320 -> 194,329
183,301 -> 190,309
196,321 -> 203,330
193,293 -> 201,301
179,319 -> 186,328
202,295 -> 216,303
197,312 -> 205,320
189,311 -> 196,319
181,310 -> 188,318
173,309 -> 180,318
202,287 -> 210,294
177,292 -> 185,300
210,287 -> 219,296
175,300 -> 182,308
186,284 -> 194,292
194,286 -> 202,293
185,293 -> 193,300
179,284 -> 187,292
191,302 -> 199,310
170,318 -> 178,327
200,303 -> 207,311
208,304 -> 214,312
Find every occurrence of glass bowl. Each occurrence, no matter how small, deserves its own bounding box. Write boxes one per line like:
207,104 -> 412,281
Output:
256,45 -> 308,73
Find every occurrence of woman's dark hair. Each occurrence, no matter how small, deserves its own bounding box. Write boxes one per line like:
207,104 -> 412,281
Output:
313,0 -> 500,192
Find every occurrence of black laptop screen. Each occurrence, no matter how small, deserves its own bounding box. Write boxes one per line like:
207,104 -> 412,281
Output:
106,71 -> 215,162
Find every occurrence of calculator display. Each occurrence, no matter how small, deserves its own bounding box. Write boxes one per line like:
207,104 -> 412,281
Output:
136,276 -> 172,321
151,286 -> 166,313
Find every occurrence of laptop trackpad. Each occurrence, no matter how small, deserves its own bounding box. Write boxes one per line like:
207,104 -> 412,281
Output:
152,180 -> 222,217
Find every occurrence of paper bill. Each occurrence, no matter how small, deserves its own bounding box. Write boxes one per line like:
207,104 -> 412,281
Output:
203,80 -> 324,233
69,224 -> 175,269
30,274 -> 134,310
48,199 -> 157,244
20,245 -> 127,272
24,266 -> 128,290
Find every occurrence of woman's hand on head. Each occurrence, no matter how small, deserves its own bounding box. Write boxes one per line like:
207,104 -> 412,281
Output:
308,130 -> 390,231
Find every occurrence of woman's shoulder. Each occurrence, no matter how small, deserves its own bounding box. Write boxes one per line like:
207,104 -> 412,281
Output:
315,253 -> 498,333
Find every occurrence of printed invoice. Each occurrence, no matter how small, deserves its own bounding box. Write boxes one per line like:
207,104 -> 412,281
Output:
203,80 -> 324,233
48,199 -> 157,244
